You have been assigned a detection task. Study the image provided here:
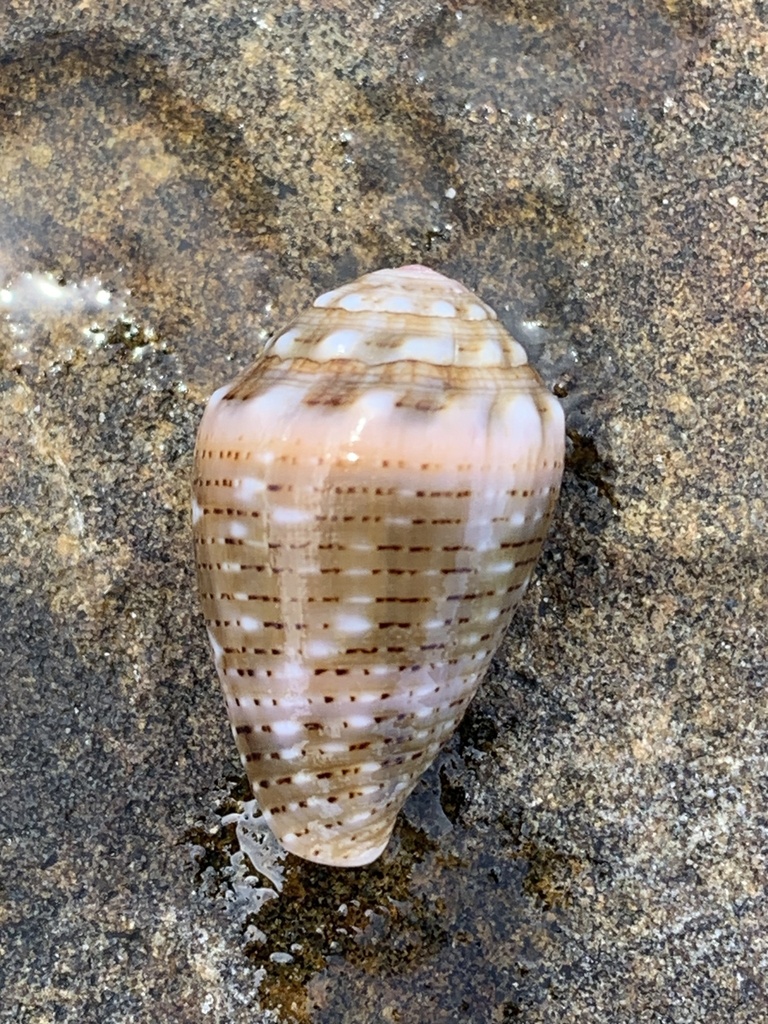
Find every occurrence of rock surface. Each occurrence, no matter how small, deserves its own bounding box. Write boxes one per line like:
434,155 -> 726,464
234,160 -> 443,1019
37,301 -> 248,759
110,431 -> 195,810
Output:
1,2 -> 765,1022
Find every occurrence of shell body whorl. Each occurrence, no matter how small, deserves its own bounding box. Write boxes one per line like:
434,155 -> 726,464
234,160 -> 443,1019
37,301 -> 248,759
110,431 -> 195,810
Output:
193,265 -> 564,867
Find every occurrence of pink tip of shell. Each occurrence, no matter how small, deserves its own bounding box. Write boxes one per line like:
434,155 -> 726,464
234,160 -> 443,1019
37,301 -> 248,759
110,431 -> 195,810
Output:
384,264 -> 467,292
394,264 -> 441,275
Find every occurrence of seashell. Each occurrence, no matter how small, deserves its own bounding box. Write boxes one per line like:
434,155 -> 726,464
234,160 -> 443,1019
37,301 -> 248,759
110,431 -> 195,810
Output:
192,265 -> 564,867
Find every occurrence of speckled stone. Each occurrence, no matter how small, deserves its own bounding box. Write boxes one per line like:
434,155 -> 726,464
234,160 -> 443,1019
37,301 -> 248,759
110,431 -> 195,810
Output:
0,1 -> 766,1023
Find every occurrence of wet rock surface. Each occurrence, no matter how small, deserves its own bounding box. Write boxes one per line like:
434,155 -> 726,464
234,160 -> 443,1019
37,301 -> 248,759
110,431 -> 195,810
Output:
1,2 -> 766,1022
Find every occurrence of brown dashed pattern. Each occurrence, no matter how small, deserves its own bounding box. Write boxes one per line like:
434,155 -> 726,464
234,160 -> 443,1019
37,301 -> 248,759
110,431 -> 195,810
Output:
192,270 -> 564,867
194,448 -> 560,863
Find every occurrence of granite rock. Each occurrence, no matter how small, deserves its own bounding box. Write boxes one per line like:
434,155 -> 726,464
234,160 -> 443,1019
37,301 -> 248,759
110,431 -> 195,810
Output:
0,2 -> 766,1022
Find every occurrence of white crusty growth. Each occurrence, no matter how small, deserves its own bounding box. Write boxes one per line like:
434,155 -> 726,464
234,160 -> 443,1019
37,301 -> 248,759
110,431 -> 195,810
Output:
192,264 -> 565,867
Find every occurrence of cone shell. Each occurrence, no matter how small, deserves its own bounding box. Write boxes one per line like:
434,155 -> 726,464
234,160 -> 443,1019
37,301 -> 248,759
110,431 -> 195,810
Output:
192,265 -> 564,867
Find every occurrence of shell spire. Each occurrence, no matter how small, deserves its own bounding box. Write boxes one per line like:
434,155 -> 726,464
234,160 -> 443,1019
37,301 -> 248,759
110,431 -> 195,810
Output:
193,265 -> 564,867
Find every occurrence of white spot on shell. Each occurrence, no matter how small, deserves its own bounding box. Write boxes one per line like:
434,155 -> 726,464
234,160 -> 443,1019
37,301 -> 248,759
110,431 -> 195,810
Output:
490,560 -> 515,574
229,521 -> 248,539
271,327 -> 301,357
346,810 -> 373,825
313,288 -> 337,308
429,298 -> 456,318
315,328 -> 366,359
272,720 -> 303,738
307,794 -> 340,809
335,613 -> 371,635
546,392 -> 566,428
305,639 -> 338,658
347,714 -> 373,729
318,741 -> 350,755
384,516 -> 412,527
271,506 -> 313,525
278,745 -> 305,760
207,630 -> 224,665
508,340 -> 528,363
274,695 -> 304,709
206,383 -> 233,413
191,498 -> 203,525
474,337 -> 506,365
337,291 -> 367,312
237,477 -> 266,500
240,615 -> 262,631
276,660 -> 307,684
353,388 -> 395,420
465,302 -> 488,320
510,510 -> 526,528
503,393 -> 544,449
398,335 -> 453,364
